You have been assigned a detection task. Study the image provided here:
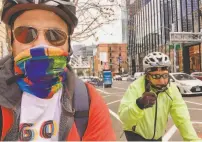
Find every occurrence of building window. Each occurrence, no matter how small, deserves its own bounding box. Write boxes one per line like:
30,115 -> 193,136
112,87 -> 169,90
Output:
109,46 -> 111,52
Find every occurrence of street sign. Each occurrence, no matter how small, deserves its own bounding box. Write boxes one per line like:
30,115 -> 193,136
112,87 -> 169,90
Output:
170,32 -> 202,43
169,44 -> 181,50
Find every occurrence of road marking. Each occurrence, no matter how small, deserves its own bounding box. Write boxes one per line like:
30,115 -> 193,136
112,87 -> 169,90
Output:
112,86 -> 127,90
107,100 -> 121,105
96,89 -> 111,94
163,121 -> 202,141
107,92 -> 125,95
110,94 -> 124,96
103,95 -> 111,98
96,89 -> 125,95
162,125 -> 177,141
192,121 -> 202,124
188,108 -> 202,111
103,94 -> 124,96
109,109 -> 123,124
185,100 -> 202,106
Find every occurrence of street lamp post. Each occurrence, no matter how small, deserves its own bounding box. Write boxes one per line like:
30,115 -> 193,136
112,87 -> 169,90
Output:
118,47 -> 122,74
119,57 -> 121,74
158,25 -> 176,72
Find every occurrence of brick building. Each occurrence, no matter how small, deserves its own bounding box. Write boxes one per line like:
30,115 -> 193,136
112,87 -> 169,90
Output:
93,43 -> 128,76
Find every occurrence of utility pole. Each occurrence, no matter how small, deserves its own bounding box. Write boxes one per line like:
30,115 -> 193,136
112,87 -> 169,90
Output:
119,56 -> 121,74
171,24 -> 177,73
119,46 -> 121,74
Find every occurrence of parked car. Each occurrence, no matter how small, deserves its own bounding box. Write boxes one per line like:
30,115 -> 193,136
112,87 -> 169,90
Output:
113,75 -> 122,81
87,78 -> 97,86
134,72 -> 145,80
87,78 -> 103,87
121,74 -> 128,81
127,76 -> 135,82
80,76 -> 91,82
170,73 -> 202,96
191,72 -> 202,81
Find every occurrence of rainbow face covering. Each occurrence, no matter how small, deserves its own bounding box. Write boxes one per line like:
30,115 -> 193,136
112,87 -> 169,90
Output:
14,45 -> 68,99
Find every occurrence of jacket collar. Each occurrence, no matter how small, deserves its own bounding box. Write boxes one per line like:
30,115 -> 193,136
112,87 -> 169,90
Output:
0,54 -> 22,109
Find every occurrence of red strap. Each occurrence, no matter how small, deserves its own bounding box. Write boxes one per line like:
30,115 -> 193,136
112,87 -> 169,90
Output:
1,106 -> 14,140
66,122 -> 80,141
82,83 -> 116,140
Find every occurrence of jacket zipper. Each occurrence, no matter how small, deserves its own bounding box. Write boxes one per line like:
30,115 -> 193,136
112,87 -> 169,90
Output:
152,92 -> 159,140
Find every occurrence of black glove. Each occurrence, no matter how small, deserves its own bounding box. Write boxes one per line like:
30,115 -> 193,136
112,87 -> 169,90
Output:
136,92 -> 157,109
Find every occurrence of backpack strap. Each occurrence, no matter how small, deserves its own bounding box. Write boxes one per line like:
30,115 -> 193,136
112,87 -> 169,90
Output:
73,78 -> 90,140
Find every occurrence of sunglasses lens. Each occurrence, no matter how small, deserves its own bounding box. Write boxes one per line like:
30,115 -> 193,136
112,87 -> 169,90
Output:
14,27 -> 38,44
156,74 -> 161,79
45,29 -> 67,46
162,74 -> 169,79
151,74 -> 168,79
150,74 -> 157,79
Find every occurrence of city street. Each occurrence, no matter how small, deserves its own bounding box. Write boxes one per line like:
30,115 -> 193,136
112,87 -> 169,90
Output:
96,81 -> 202,141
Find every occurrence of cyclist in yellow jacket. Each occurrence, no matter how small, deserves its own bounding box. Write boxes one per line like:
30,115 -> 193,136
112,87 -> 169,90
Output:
118,52 -> 200,141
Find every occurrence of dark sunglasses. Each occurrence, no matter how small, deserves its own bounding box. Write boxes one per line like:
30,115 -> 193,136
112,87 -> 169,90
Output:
149,73 -> 169,79
13,26 -> 68,46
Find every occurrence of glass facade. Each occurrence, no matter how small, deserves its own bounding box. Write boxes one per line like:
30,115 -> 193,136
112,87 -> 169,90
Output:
127,0 -> 202,73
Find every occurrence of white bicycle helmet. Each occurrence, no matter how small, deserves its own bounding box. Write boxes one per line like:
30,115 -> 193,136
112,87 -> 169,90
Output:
143,52 -> 171,71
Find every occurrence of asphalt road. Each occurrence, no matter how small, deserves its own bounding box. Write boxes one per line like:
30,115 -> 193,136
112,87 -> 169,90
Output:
96,81 -> 202,141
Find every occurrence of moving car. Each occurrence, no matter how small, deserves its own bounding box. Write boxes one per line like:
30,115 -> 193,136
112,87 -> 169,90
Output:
170,73 -> 202,96
191,72 -> 202,81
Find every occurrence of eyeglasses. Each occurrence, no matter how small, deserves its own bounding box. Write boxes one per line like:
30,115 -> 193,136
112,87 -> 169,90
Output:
149,73 -> 169,79
13,26 -> 68,46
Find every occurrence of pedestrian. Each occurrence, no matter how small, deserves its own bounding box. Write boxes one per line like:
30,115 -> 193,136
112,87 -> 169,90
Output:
0,0 -> 116,141
118,52 -> 201,141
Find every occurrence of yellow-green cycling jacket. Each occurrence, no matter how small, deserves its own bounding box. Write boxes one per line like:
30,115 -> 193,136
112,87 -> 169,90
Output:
118,75 -> 200,141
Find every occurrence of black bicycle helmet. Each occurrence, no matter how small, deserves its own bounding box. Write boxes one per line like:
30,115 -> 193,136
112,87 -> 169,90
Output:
1,0 -> 78,35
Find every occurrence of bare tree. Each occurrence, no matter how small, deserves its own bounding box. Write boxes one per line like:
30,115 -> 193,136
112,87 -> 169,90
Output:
72,0 -> 123,42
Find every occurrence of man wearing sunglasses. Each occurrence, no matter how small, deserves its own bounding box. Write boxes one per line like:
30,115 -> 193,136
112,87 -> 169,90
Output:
118,52 -> 200,141
0,0 -> 116,141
